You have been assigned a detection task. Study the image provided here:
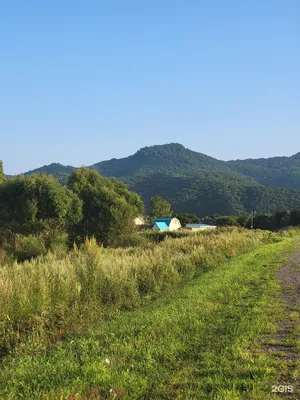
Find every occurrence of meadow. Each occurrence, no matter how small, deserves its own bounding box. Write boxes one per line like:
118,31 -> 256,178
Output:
0,228 -> 299,399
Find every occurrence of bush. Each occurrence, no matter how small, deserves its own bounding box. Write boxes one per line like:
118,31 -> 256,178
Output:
115,233 -> 148,248
5,234 -> 47,262
141,230 -> 191,243
44,231 -> 68,256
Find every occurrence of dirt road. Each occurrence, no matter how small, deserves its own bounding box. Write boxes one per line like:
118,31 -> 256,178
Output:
266,241 -> 300,398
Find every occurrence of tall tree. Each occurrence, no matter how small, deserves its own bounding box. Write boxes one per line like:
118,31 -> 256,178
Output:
150,195 -> 173,219
174,213 -> 200,225
275,210 -> 291,228
290,209 -> 300,226
0,174 -> 82,239
0,161 -> 5,184
68,168 -> 144,246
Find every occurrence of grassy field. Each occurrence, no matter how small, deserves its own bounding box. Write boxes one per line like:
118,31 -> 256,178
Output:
0,231 -> 299,399
0,228 -> 273,357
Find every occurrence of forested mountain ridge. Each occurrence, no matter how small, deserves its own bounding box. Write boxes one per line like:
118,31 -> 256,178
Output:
23,163 -> 75,185
24,163 -> 76,175
128,172 -> 300,216
19,144 -> 300,187
6,143 -> 300,215
228,152 -> 300,190
90,143 -> 232,178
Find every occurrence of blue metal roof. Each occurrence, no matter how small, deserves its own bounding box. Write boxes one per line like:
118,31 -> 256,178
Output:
154,221 -> 169,231
153,218 -> 173,226
186,224 -> 215,228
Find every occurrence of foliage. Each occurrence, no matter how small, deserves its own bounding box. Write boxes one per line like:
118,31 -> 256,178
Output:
150,195 -> 173,218
290,209 -> 300,226
212,209 -> 300,231
174,212 -> 200,225
0,174 -> 82,245
141,229 -> 193,243
130,171 -> 300,216
24,163 -> 75,185
275,209 -> 291,228
254,213 -> 277,230
67,168 -> 144,247
0,160 -> 5,184
228,152 -> 300,190
215,215 -> 239,226
4,234 -> 47,262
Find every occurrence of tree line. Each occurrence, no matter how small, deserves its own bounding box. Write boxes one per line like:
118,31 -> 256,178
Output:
0,164 -> 145,258
1,159 -> 300,262
0,162 -> 194,260
202,210 -> 300,230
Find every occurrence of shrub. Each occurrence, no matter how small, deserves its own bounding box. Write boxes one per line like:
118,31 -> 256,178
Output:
116,233 -> 148,248
5,234 -> 47,262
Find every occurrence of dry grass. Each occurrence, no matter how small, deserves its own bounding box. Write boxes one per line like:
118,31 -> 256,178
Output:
0,227 -> 275,356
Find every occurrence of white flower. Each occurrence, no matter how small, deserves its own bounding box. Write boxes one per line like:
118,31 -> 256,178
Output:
104,358 -> 110,365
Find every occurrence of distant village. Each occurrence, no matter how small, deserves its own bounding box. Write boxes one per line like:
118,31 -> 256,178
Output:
134,216 -> 217,232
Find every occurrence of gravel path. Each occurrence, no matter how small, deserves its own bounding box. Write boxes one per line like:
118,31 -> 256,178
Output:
265,240 -> 300,398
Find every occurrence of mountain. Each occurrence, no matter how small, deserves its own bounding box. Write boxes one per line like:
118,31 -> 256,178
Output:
24,163 -> 76,185
7,143 -> 300,216
90,143 -> 232,178
228,153 -> 300,190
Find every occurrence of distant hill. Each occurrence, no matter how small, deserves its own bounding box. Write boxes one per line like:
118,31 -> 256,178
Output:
128,172 -> 300,216
7,143 -> 300,216
90,143 -> 232,178
228,153 -> 300,190
24,163 -> 76,185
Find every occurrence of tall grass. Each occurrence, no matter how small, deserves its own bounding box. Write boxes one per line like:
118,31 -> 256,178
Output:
0,228 -> 276,357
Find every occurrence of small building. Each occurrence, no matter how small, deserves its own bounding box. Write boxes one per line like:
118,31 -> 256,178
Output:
183,223 -> 217,231
134,216 -> 145,226
152,217 -> 181,231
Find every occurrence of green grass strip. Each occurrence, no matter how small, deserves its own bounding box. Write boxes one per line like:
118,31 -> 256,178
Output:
0,238 -> 297,400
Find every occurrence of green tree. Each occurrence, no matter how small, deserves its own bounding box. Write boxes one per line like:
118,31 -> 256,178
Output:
0,161 -> 5,184
110,178 -> 144,215
215,216 -> 239,227
174,213 -> 200,226
275,210 -> 291,228
254,214 -> 276,230
0,174 -> 82,242
150,195 -> 173,219
68,168 -> 144,246
290,209 -> 300,226
236,213 -> 251,228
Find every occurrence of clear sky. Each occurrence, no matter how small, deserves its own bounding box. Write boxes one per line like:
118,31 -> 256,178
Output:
1,1 -> 299,174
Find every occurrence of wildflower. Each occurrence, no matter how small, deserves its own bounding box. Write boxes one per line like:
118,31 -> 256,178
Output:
104,358 -> 110,365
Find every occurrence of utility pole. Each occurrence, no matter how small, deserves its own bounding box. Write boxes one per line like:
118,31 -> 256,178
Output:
251,211 -> 256,229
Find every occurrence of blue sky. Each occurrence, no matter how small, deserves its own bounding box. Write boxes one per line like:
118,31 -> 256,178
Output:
1,1 -> 299,174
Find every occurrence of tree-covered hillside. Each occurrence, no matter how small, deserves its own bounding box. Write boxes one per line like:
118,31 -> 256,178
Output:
90,143 -> 232,178
128,172 -> 300,216
8,143 -> 300,216
24,163 -> 76,185
228,152 -> 300,190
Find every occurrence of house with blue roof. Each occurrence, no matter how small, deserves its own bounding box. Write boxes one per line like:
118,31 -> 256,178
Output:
152,217 -> 181,231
